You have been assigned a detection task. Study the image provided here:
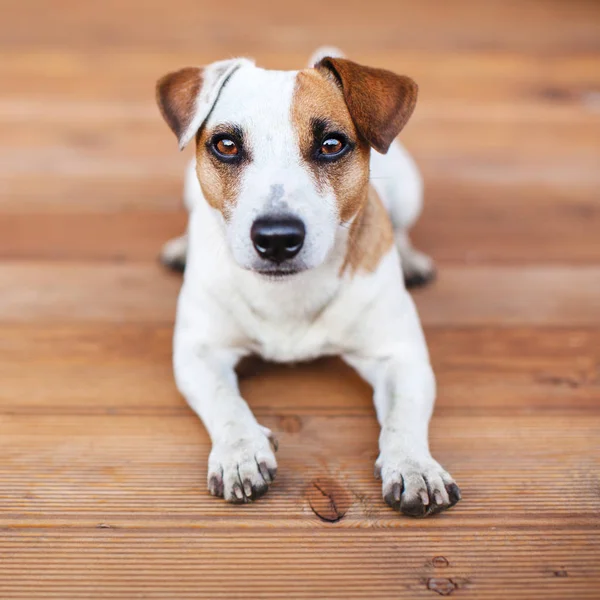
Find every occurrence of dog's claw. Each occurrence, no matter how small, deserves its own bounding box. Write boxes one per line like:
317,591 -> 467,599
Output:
232,483 -> 245,502
379,457 -> 461,518
207,428 -> 278,504
374,463 -> 382,480
446,482 -> 462,507
208,473 -> 224,497
401,495 -> 429,517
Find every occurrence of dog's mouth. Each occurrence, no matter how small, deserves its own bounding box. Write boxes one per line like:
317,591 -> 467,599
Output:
255,267 -> 301,279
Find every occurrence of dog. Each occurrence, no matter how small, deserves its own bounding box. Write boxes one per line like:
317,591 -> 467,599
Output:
155,47 -> 461,517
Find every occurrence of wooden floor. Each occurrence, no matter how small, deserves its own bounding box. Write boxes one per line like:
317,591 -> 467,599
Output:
1,0 -> 599,597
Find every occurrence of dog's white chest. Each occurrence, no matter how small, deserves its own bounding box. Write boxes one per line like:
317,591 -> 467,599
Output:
247,319 -> 331,363
230,272 -> 344,363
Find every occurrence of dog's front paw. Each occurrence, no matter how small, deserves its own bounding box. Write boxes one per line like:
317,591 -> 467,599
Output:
376,455 -> 461,517
207,427 -> 278,504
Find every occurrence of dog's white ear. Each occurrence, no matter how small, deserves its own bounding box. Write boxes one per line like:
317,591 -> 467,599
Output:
316,57 -> 418,154
156,58 -> 254,150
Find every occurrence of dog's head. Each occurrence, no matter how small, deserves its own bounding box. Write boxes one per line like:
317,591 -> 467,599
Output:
156,50 -> 417,277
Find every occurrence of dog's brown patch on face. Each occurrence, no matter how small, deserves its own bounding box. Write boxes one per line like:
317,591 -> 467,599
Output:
341,186 -> 394,275
195,126 -> 249,219
292,70 -> 393,274
291,70 -> 371,223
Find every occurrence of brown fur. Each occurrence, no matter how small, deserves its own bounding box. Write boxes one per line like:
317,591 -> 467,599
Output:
341,186 -> 394,275
155,67 -> 246,218
158,60 -> 405,272
156,67 -> 203,142
291,69 -> 371,224
292,68 -> 397,274
195,127 -> 247,219
316,58 -> 418,154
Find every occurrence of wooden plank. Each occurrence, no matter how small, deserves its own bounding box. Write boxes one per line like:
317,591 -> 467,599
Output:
0,529 -> 597,599
412,266 -> 600,326
1,262 -> 598,325
0,325 -> 597,414
413,181 -> 600,265
2,0 -> 599,53
2,51 -> 598,106
1,0 -> 599,597
0,175 -> 184,213
0,262 -> 180,323
1,181 -> 598,263
0,118 -> 182,181
0,109 -> 597,184
0,412 -> 598,528
0,211 -> 187,261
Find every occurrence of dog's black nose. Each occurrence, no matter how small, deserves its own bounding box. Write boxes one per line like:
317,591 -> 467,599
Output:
251,216 -> 305,263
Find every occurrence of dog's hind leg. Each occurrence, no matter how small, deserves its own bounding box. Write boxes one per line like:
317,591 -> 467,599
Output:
394,230 -> 436,287
370,142 -> 436,287
160,159 -> 201,272
160,233 -> 188,272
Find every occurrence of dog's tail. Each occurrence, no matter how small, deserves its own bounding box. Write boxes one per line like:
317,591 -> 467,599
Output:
307,46 -> 346,67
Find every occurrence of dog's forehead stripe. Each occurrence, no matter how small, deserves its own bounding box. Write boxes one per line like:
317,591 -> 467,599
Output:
196,67 -> 301,215
206,67 -> 299,132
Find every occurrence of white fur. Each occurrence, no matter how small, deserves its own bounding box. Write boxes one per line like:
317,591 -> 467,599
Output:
167,51 -> 458,513
205,67 -> 339,272
178,58 -> 255,150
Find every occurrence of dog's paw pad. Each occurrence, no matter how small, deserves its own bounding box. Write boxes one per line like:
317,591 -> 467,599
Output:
378,457 -> 460,518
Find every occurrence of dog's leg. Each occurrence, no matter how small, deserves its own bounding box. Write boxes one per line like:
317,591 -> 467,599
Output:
370,142 -> 435,287
395,230 -> 436,288
174,337 -> 277,503
160,160 -> 202,273
345,352 -> 460,516
160,233 -> 188,272
343,294 -> 460,517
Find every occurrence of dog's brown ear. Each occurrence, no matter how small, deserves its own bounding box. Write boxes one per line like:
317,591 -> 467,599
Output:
156,58 -> 253,150
316,57 -> 418,154
156,67 -> 203,147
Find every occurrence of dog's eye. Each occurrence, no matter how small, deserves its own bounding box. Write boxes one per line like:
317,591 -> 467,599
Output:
207,131 -> 245,163
214,138 -> 238,157
316,135 -> 350,161
320,137 -> 344,155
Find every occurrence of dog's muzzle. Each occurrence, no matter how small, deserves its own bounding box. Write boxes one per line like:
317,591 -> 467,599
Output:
250,216 -> 305,264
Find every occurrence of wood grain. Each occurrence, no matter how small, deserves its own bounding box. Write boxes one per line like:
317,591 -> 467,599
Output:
0,325 -> 597,414
0,529 -> 597,599
1,0 -> 599,598
2,0 -> 599,53
2,181 -> 600,263
2,262 -> 599,325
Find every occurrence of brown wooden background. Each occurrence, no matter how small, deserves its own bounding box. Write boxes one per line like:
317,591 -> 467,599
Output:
1,0 -> 599,597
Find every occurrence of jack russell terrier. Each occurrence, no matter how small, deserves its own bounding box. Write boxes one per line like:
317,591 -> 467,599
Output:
155,47 -> 461,517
